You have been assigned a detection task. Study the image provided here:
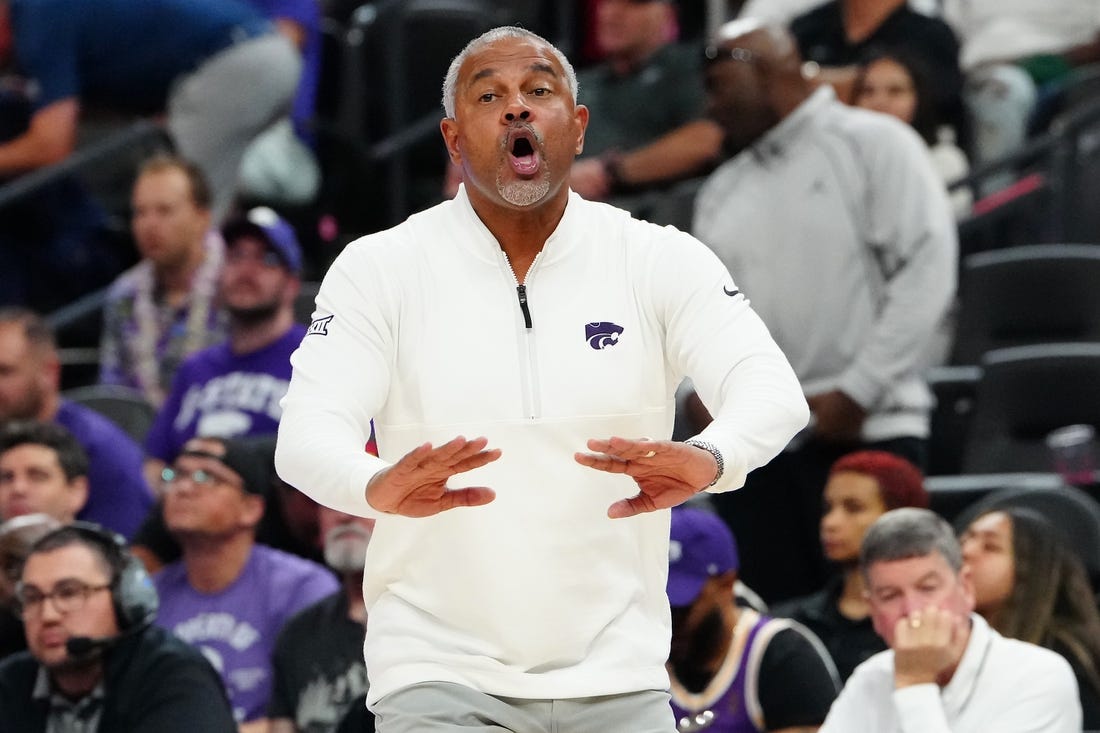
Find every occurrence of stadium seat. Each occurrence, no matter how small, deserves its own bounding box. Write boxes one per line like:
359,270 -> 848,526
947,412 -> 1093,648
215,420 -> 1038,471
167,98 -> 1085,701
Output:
960,343 -> 1100,474
950,244 -> 1100,365
62,384 -> 157,443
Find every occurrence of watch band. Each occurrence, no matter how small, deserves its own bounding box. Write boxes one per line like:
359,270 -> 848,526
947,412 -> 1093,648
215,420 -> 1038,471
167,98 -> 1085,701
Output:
683,439 -> 724,487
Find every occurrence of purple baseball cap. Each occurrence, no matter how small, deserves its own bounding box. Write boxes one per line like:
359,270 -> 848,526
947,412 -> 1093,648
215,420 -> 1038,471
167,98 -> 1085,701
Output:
667,507 -> 739,607
222,206 -> 303,274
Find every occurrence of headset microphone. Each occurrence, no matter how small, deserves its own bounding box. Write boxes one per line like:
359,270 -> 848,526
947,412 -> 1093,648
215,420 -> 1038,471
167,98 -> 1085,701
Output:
65,621 -> 149,658
50,522 -> 160,660
65,634 -> 117,658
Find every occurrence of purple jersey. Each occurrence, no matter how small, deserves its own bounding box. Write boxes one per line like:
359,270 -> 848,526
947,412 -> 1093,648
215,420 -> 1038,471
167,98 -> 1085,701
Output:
670,610 -> 769,733
145,324 -> 306,462
56,400 -> 154,538
154,544 -> 338,723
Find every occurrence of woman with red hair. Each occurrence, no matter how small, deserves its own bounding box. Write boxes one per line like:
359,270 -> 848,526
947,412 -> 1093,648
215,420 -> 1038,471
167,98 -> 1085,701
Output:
772,450 -> 929,680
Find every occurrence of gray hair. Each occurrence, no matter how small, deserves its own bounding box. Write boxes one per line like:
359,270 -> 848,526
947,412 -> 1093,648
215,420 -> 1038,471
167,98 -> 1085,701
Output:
441,26 -> 578,119
860,508 -> 963,580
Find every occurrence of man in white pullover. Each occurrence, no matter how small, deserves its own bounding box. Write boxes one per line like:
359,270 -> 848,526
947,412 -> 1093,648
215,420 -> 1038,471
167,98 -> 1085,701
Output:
820,508 -> 1081,732
275,25 -> 808,733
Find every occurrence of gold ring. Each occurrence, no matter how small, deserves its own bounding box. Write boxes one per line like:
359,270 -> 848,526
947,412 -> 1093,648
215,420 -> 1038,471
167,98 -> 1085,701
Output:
643,450 -> 656,458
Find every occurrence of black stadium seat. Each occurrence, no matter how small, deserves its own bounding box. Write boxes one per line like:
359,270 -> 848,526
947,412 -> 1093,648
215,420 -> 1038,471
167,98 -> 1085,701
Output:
950,244 -> 1100,366
960,343 -> 1100,474
62,384 -> 157,443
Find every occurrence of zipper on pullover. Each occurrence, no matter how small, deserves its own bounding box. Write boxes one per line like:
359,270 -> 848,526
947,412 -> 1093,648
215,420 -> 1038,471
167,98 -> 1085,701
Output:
501,250 -> 542,418
516,284 -> 533,329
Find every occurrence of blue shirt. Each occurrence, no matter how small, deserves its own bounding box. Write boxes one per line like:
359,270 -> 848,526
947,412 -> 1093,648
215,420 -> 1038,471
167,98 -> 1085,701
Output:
11,0 -> 270,112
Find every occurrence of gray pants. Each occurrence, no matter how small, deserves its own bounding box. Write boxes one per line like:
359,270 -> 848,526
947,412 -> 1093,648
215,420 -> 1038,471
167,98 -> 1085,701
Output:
372,682 -> 677,733
168,32 -> 301,223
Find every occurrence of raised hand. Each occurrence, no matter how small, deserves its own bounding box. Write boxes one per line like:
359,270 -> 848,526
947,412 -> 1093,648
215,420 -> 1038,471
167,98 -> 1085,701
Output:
365,436 -> 501,517
892,606 -> 968,688
575,437 -> 718,519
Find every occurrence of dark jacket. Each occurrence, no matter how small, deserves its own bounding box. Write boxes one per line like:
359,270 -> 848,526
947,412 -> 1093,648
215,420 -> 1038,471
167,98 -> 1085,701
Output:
0,625 -> 236,732
771,575 -> 887,682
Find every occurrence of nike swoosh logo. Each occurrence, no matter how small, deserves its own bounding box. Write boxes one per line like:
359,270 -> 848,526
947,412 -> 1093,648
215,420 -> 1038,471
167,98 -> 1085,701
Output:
723,286 -> 740,297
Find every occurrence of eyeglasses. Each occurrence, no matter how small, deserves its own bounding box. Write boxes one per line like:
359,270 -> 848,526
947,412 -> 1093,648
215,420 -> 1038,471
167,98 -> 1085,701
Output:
702,45 -> 757,66
14,579 -> 111,618
160,466 -> 241,491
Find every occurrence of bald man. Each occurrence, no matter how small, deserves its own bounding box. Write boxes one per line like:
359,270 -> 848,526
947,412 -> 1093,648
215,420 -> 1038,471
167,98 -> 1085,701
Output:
691,20 -> 957,604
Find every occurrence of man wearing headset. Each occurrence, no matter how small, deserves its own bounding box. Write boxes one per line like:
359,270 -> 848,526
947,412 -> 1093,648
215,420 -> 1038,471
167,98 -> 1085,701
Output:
0,522 -> 237,731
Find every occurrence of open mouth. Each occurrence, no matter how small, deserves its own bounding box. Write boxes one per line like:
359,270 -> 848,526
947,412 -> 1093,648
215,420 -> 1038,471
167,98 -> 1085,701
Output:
508,130 -> 540,176
512,137 -> 534,157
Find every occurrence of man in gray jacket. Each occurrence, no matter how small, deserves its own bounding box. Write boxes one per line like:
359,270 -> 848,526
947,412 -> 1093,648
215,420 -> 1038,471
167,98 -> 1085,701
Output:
692,19 -> 957,604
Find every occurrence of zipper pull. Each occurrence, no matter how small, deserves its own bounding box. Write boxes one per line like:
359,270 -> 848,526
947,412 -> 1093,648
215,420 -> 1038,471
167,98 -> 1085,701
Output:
516,284 -> 533,329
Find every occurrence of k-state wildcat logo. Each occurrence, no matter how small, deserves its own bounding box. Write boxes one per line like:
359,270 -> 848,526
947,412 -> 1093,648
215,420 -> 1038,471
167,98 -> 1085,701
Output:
586,321 -> 623,350
307,315 -> 334,336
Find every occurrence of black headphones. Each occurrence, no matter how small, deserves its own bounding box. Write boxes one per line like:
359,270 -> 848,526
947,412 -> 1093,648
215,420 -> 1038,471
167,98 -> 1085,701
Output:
60,521 -> 159,632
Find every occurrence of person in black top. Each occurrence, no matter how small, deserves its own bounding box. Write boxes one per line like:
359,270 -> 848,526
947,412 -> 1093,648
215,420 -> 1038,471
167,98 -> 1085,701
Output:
790,0 -> 963,136
772,450 -> 929,681
0,522 -> 236,732
269,505 -> 374,733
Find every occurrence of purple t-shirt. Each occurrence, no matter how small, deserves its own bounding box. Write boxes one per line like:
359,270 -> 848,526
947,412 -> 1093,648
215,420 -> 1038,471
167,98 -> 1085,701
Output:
154,544 -> 338,723
145,324 -> 306,462
55,400 -> 154,539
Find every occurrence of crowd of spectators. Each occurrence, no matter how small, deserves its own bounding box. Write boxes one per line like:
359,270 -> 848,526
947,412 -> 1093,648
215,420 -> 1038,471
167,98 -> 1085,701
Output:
0,0 -> 1098,731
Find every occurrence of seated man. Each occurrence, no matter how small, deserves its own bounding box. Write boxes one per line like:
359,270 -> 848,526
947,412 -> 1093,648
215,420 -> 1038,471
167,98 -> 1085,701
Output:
99,155 -> 227,407
667,507 -> 839,732
153,436 -> 338,729
0,522 -> 236,731
131,434 -> 326,574
269,505 -> 374,733
820,507 -> 1082,732
0,307 -> 154,538
143,206 -> 306,480
568,0 -> 722,226
0,0 -> 300,222
0,421 -> 89,526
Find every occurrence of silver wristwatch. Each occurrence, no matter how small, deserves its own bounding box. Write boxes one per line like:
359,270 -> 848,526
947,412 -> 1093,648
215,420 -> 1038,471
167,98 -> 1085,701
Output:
683,439 -> 724,487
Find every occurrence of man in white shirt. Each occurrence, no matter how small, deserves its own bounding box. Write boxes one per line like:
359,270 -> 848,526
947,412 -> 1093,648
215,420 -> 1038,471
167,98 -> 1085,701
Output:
820,507 -> 1081,733
276,24 -> 808,733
